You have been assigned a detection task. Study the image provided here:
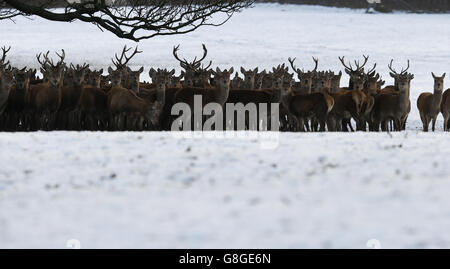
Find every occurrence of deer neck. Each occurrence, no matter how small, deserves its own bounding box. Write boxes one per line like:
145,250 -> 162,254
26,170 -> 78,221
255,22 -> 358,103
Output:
213,82 -> 230,106
432,88 -> 443,111
280,86 -> 292,109
397,88 -> 410,112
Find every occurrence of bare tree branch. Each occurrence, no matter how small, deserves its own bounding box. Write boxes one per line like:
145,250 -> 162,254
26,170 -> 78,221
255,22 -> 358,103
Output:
0,0 -> 254,41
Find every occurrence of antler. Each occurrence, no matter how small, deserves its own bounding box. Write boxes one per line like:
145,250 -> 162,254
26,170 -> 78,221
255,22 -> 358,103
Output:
354,55 -> 369,71
201,60 -> 212,71
401,60 -> 410,75
0,46 -> 11,64
36,51 -> 50,69
112,45 -> 142,69
192,44 -> 208,67
339,55 -> 369,72
288,57 -> 301,74
172,44 -> 208,70
173,44 -> 189,69
339,56 -> 355,71
55,49 -> 65,67
312,57 -> 319,72
366,63 -> 377,76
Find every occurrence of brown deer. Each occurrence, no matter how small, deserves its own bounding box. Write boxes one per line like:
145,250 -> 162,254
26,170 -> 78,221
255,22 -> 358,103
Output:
108,68 -> 170,130
111,45 -> 143,92
4,67 -> 33,131
371,70 -> 414,132
338,55 -> 372,131
224,72 -> 282,130
386,60 -> 412,130
173,67 -> 233,130
417,72 -> 445,132
75,85 -> 109,131
27,50 -> 66,130
441,88 -> 450,131
279,77 -> 333,132
58,63 -> 89,129
0,68 -> 14,117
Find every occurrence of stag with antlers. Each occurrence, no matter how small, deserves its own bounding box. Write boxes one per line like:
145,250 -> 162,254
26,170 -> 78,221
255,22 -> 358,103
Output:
27,49 -> 66,130
110,45 -> 143,92
173,44 -> 212,88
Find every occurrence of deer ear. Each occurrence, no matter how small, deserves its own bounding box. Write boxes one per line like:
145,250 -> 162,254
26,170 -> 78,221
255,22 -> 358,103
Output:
138,66 -> 144,74
149,68 -> 156,78
345,69 -> 351,75
432,72 -> 436,79
170,69 -> 175,76
389,72 -> 396,78
229,67 -> 234,74
240,67 -> 245,74
108,66 -> 114,74
442,73 -> 446,78
254,67 -> 258,73
98,69 -> 104,74
216,67 -> 221,73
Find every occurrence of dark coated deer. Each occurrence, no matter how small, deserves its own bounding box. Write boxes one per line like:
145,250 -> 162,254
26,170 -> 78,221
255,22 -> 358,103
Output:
27,50 -> 66,130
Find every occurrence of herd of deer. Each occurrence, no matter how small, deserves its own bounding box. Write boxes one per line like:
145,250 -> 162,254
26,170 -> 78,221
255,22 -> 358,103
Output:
0,44 -> 449,132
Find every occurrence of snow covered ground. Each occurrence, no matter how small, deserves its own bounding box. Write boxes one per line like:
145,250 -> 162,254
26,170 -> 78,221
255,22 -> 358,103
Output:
1,4 -> 450,248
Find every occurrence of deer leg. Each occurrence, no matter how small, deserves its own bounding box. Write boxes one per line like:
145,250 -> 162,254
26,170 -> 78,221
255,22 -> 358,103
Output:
443,114 -> 449,132
432,116 -> 437,132
424,116 -> 430,132
326,116 -> 336,132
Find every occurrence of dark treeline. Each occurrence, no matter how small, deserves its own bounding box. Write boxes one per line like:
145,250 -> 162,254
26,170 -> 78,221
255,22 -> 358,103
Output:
257,0 -> 450,12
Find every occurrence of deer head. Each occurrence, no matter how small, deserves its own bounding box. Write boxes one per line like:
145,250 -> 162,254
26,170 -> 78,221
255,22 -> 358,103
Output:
88,69 -> 104,88
432,72 -> 446,93
37,49 -> 66,87
126,66 -> 144,92
330,71 -> 342,93
0,68 -> 15,91
108,66 -> 123,87
12,67 -> 32,91
70,63 -> 90,87
211,67 -> 233,89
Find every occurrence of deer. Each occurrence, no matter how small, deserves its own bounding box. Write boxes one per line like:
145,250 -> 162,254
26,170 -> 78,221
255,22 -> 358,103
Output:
111,45 -> 143,93
286,57 -> 326,131
385,60 -> 412,131
371,69 -> 414,132
0,68 -> 14,116
441,88 -> 450,131
338,55 -> 372,131
3,67 -> 33,131
310,69 -> 365,132
74,83 -> 109,131
224,71 -> 283,130
417,72 -> 445,132
108,68 -> 170,131
27,50 -> 66,130
173,67 -> 233,130
57,63 -> 90,129
279,74 -> 333,132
